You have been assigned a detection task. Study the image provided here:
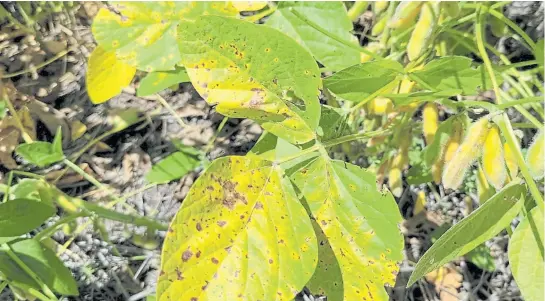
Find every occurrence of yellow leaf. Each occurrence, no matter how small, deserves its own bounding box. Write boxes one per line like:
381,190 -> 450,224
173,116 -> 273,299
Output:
70,120 -> 87,141
231,1 -> 268,12
476,165 -> 495,204
482,124 -> 506,190
504,141 -> 519,179
86,46 -> 136,104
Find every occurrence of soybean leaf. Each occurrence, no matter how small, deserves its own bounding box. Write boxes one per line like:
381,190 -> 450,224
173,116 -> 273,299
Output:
291,156 -> 404,301
412,56 -> 503,95
0,199 -> 55,237
317,105 -> 350,141
232,1 -> 268,12
178,15 -> 321,144
0,239 -> 78,295
92,2 -> 237,71
408,183 -> 525,286
266,2 -> 360,70
9,179 -> 50,203
158,156 -> 317,301
145,148 -> 201,184
136,67 -> 190,97
406,163 -> 433,185
466,244 -> 495,272
509,207 -> 544,301
324,60 -> 403,103
86,46 -> 136,104
15,129 -> 64,167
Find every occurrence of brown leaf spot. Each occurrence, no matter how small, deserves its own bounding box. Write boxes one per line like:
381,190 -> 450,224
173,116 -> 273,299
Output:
196,223 -> 203,231
191,298 -> 198,301
211,257 -> 219,264
254,202 -> 263,209
217,220 -> 227,227
176,267 -> 184,280
201,281 -> 209,291
320,220 -> 327,226
268,258 -> 273,264
196,250 -> 201,258
182,250 -> 193,262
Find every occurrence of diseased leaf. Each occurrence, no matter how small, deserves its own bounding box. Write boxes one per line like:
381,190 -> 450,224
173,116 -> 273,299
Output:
408,182 -> 525,286
178,15 -> 321,144
0,239 -> 78,296
137,67 -> 190,96
509,207 -> 544,301
158,156 -> 317,301
412,56 -> 503,95
0,199 -> 55,237
145,148 -> 201,184
92,2 -> 237,71
86,46 -> 136,104
291,156 -> 404,301
324,60 -> 403,103
267,2 -> 360,70
232,1 -> 268,12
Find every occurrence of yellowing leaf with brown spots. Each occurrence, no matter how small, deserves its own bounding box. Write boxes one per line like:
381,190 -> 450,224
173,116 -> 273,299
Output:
86,46 -> 136,104
291,155 -> 404,301
158,156 -> 318,301
92,2 -> 238,72
231,1 -> 268,12
178,15 -> 321,145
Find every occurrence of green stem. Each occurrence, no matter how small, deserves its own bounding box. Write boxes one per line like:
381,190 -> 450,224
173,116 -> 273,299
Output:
2,172 -> 13,203
347,1 -> 368,21
475,7 -> 544,214
34,213 -> 85,241
496,96 -> 544,110
204,116 -> 229,153
487,8 -> 536,51
0,281 -> 6,295
289,8 -> 382,61
0,244 -> 58,301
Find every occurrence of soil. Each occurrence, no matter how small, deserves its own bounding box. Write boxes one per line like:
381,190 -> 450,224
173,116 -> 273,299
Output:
0,2 -> 542,301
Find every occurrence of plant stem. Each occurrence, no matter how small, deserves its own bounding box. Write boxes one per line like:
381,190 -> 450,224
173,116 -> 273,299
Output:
475,7 -> 544,214
151,94 -> 186,128
347,1 -> 368,21
2,172 -> 13,203
0,244 -> 58,301
34,212 -> 85,241
1,48 -> 72,79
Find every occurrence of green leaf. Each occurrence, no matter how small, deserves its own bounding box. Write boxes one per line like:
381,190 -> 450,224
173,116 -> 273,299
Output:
465,244 -> 495,272
9,179 -> 49,203
317,105 -> 350,141
323,60 -> 403,103
157,156 -> 317,301
0,239 -> 78,296
0,198 -> 55,237
15,129 -> 64,167
266,2 -> 360,70
92,2 -> 237,71
178,15 -> 321,144
408,182 -> 525,286
535,39 -> 544,68
406,163 -> 433,185
136,67 -> 190,96
291,155 -> 404,301
509,207 -> 544,301
145,148 -> 200,184
412,56 -> 503,95
0,99 -> 6,120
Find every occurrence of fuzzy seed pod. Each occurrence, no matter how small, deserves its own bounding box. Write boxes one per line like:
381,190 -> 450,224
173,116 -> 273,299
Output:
477,165 -> 495,204
441,2 -> 460,18
442,117 -> 490,190
504,141 -> 519,179
407,2 -> 439,61
389,167 -> 403,197
482,124 -> 507,190
431,158 -> 444,184
526,129 -> 544,180
372,14 -> 388,36
423,102 -> 439,145
374,1 -> 389,14
432,117 -> 464,184
388,1 -> 423,29
368,96 -> 394,115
